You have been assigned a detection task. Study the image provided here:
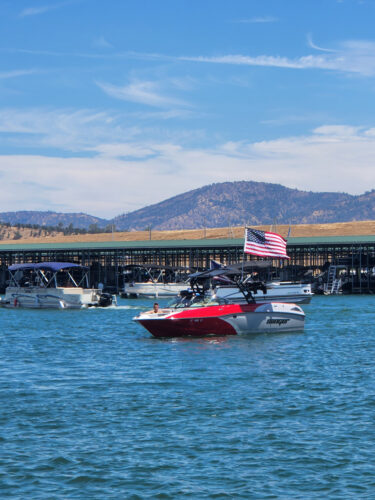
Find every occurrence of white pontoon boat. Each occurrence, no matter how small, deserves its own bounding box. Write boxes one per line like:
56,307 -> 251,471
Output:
0,262 -> 116,309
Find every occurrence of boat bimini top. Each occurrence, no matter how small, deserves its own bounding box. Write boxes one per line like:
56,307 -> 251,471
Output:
8,262 -> 89,289
8,262 -> 85,272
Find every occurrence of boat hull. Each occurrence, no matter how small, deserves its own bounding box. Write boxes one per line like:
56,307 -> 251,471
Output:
214,283 -> 313,304
134,302 -> 305,338
1,287 -> 102,309
123,282 -> 188,298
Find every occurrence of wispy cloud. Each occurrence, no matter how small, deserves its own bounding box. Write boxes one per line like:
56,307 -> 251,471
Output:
261,112 -> 331,126
0,107 -> 201,158
180,40 -> 375,76
92,36 -> 113,49
234,16 -> 278,24
19,1 -> 76,17
0,47 -> 168,63
306,34 -> 338,53
96,80 -> 190,108
180,54 -> 313,69
4,37 -> 375,77
0,108 -> 138,152
0,69 -> 36,80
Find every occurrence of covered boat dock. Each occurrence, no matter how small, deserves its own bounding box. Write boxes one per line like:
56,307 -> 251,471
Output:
0,235 -> 375,294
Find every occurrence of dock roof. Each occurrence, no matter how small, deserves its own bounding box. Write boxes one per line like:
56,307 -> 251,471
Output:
0,234 -> 375,251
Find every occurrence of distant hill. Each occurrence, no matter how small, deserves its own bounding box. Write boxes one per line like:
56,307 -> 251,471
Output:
111,181 -> 375,230
0,211 -> 107,230
2,181 -> 375,231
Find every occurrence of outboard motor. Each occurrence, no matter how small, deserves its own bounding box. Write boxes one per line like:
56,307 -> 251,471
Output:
98,292 -> 113,307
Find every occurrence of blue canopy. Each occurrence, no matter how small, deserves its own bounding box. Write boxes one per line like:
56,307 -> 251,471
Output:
9,262 -> 86,272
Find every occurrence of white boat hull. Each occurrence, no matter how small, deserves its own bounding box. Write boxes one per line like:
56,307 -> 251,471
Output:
214,282 -> 313,304
123,282 -> 189,298
223,303 -> 304,335
1,286 -> 102,309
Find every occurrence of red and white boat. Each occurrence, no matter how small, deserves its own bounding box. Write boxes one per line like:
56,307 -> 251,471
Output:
133,291 -> 305,339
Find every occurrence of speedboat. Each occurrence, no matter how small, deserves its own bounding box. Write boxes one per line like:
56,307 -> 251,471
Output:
133,282 -> 305,339
0,262 -> 116,309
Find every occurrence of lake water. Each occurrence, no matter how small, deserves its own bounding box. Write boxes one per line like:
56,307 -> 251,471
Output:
1,295 -> 375,498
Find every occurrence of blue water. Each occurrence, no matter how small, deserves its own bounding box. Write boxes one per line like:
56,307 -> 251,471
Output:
1,295 -> 375,498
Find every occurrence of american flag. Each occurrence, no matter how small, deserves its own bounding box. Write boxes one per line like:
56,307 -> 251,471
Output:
244,228 -> 290,259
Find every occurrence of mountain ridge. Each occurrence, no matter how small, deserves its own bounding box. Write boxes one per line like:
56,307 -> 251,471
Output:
1,181 -> 375,231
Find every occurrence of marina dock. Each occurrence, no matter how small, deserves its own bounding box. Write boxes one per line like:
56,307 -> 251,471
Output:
1,235 -> 375,294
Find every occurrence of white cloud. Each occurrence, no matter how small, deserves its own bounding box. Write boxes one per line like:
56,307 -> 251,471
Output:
307,34 -> 338,53
94,143 -> 156,158
180,40 -> 375,77
0,108 -> 202,159
93,36 -> 113,49
19,1 -> 75,17
1,124 -> 375,217
261,112 -> 330,126
313,125 -> 361,138
0,69 -> 36,80
20,5 -> 56,17
180,53 -> 335,70
0,108 -> 140,152
4,37 -> 375,77
96,80 -> 189,108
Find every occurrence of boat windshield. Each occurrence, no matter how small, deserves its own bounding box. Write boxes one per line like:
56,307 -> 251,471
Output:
167,293 -> 227,309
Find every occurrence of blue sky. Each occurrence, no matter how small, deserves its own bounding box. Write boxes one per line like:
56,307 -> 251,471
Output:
1,0 -> 375,217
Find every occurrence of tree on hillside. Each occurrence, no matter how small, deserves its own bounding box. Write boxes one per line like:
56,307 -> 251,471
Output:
88,223 -> 100,234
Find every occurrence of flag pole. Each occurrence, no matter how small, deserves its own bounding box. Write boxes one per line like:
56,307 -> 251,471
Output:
241,227 -> 247,280
287,221 -> 291,240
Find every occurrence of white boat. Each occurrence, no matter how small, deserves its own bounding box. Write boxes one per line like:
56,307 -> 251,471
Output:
121,264 -> 190,298
123,281 -> 189,298
188,262 -> 313,304
213,281 -> 313,304
0,262 -> 116,309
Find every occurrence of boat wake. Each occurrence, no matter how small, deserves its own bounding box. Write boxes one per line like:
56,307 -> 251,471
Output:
89,304 -> 143,310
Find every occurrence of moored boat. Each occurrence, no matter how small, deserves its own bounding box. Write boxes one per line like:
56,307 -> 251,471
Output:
213,281 -> 313,304
121,264 -> 190,298
123,281 -> 189,298
0,262 -> 116,309
188,260 -> 313,304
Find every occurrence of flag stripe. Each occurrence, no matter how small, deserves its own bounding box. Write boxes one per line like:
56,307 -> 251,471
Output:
244,228 -> 289,259
244,245 -> 289,255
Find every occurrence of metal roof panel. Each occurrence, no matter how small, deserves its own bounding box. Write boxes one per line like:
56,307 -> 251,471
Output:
0,234 -> 375,252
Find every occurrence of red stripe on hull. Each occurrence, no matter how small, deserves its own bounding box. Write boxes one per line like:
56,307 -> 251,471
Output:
138,317 -> 237,338
167,303 -> 259,320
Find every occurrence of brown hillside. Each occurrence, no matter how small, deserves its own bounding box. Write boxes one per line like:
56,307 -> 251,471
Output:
0,220 -> 375,245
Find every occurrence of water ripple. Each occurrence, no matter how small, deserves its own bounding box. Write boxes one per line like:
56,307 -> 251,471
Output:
1,295 -> 375,498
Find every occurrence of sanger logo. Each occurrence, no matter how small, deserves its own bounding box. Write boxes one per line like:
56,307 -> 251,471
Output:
266,318 -> 289,325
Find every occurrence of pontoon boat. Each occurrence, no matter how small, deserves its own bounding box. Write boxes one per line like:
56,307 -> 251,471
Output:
0,262 -> 116,309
